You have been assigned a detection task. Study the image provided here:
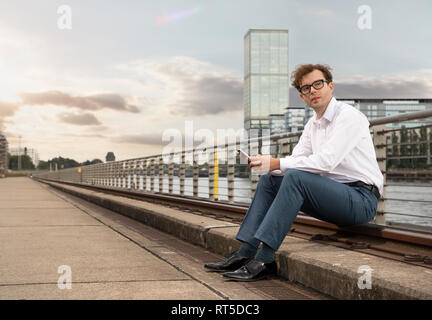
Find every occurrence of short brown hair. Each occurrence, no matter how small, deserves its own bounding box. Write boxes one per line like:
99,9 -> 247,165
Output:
291,64 -> 333,92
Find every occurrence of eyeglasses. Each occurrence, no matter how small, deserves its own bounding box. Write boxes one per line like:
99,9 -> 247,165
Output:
299,79 -> 330,95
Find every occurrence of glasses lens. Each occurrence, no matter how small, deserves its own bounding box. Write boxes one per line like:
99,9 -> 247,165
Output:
300,85 -> 311,94
312,80 -> 325,90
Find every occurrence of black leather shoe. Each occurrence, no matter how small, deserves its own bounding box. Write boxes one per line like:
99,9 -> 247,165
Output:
222,259 -> 277,281
204,251 -> 252,272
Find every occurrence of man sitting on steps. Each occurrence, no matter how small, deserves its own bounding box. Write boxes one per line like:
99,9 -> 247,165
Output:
204,63 -> 383,282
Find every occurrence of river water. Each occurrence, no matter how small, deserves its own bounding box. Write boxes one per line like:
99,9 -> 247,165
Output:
139,176 -> 432,228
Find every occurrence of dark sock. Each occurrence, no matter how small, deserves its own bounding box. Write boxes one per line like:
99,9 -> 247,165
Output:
254,243 -> 275,263
237,242 -> 258,258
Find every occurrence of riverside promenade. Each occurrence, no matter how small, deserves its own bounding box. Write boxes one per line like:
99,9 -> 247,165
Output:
0,177 -> 325,300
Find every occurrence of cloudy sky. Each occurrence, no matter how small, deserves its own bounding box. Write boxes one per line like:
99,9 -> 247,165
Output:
0,0 -> 431,162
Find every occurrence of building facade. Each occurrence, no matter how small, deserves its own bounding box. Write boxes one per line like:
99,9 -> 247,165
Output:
284,106 -> 314,133
244,29 -> 289,136
337,98 -> 432,128
283,98 -> 432,133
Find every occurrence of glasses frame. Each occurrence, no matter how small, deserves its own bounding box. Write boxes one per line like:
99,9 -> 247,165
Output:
299,79 -> 330,95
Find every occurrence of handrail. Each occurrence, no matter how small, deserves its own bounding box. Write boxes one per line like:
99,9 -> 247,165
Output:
32,108 -> 432,231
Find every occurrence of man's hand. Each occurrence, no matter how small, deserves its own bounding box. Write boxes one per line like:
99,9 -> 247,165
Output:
248,155 -> 280,174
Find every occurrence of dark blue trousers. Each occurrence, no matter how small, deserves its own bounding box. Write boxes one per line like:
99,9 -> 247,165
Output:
236,169 -> 378,251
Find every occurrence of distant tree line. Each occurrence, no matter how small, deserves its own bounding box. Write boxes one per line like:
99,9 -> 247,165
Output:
8,154 -> 103,171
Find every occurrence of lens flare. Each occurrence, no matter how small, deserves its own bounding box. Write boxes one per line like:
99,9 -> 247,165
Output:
155,8 -> 199,26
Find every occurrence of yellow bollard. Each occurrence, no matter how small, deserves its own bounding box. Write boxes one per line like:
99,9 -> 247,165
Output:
214,152 -> 219,200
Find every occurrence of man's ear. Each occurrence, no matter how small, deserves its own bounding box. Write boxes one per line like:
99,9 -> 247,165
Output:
329,82 -> 334,93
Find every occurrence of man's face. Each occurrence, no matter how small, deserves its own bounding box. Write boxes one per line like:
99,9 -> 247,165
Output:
299,69 -> 334,110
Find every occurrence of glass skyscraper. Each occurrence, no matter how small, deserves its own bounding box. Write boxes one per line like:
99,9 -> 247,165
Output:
244,29 -> 289,136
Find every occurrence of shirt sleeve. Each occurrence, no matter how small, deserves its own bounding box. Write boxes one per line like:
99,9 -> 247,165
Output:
279,110 -> 369,174
291,120 -> 312,158
270,120 -> 312,176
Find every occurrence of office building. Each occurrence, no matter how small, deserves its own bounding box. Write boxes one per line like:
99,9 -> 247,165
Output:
337,98 -> 432,128
244,29 -> 289,136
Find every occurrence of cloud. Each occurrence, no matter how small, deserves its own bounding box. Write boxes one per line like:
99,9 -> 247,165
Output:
170,76 -> 243,116
19,91 -> 141,113
117,57 -> 244,117
112,134 -> 164,146
57,112 -> 102,126
333,80 -> 432,99
155,57 -> 243,116
0,100 -> 20,130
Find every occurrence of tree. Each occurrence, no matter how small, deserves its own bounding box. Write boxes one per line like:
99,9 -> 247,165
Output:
37,160 -> 49,170
8,155 -> 35,170
81,159 -> 103,166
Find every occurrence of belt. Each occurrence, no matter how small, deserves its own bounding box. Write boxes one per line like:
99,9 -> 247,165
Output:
344,181 -> 381,200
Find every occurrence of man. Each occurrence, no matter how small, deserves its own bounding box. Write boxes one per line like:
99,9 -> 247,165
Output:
204,64 -> 383,281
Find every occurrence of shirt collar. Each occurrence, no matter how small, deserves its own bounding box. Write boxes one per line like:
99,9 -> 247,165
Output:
313,97 -> 337,124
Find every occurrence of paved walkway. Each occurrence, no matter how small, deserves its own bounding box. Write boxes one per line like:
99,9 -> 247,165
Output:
0,177 -> 325,300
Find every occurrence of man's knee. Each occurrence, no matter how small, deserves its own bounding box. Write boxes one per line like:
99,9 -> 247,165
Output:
257,173 -> 272,188
282,169 -> 305,182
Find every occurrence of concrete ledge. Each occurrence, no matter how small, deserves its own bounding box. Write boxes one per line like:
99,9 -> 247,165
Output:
42,180 -> 432,300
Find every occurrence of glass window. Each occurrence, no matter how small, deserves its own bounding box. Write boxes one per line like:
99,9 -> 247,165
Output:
251,33 -> 260,73
251,76 -> 260,117
244,36 -> 250,76
271,77 -> 279,115
261,76 -> 270,115
260,33 -> 270,73
279,76 -> 289,112
270,33 -> 279,73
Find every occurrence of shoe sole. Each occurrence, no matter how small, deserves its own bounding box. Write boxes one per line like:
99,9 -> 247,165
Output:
222,273 -> 276,282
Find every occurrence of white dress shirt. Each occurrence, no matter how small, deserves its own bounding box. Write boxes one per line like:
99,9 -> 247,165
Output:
274,97 -> 384,196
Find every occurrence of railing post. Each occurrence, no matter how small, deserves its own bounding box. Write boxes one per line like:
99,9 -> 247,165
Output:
193,149 -> 199,198
427,127 -> 431,166
150,158 -> 155,192
180,151 -> 186,196
115,163 -> 118,187
373,125 -> 387,225
168,153 -> 174,194
250,135 -> 259,197
159,156 -> 164,193
122,161 -> 126,189
209,145 -> 215,201
227,139 -> 235,203
141,159 -> 146,191
126,160 -> 131,189
132,160 -> 136,190
97,164 -> 101,185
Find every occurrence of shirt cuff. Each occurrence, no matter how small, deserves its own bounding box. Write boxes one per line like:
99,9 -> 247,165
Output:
279,156 -> 294,173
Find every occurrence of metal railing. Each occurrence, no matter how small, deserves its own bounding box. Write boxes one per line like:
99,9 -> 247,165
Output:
33,109 -> 432,231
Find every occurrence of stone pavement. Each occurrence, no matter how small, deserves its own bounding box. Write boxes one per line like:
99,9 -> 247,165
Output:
0,177 -> 325,300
